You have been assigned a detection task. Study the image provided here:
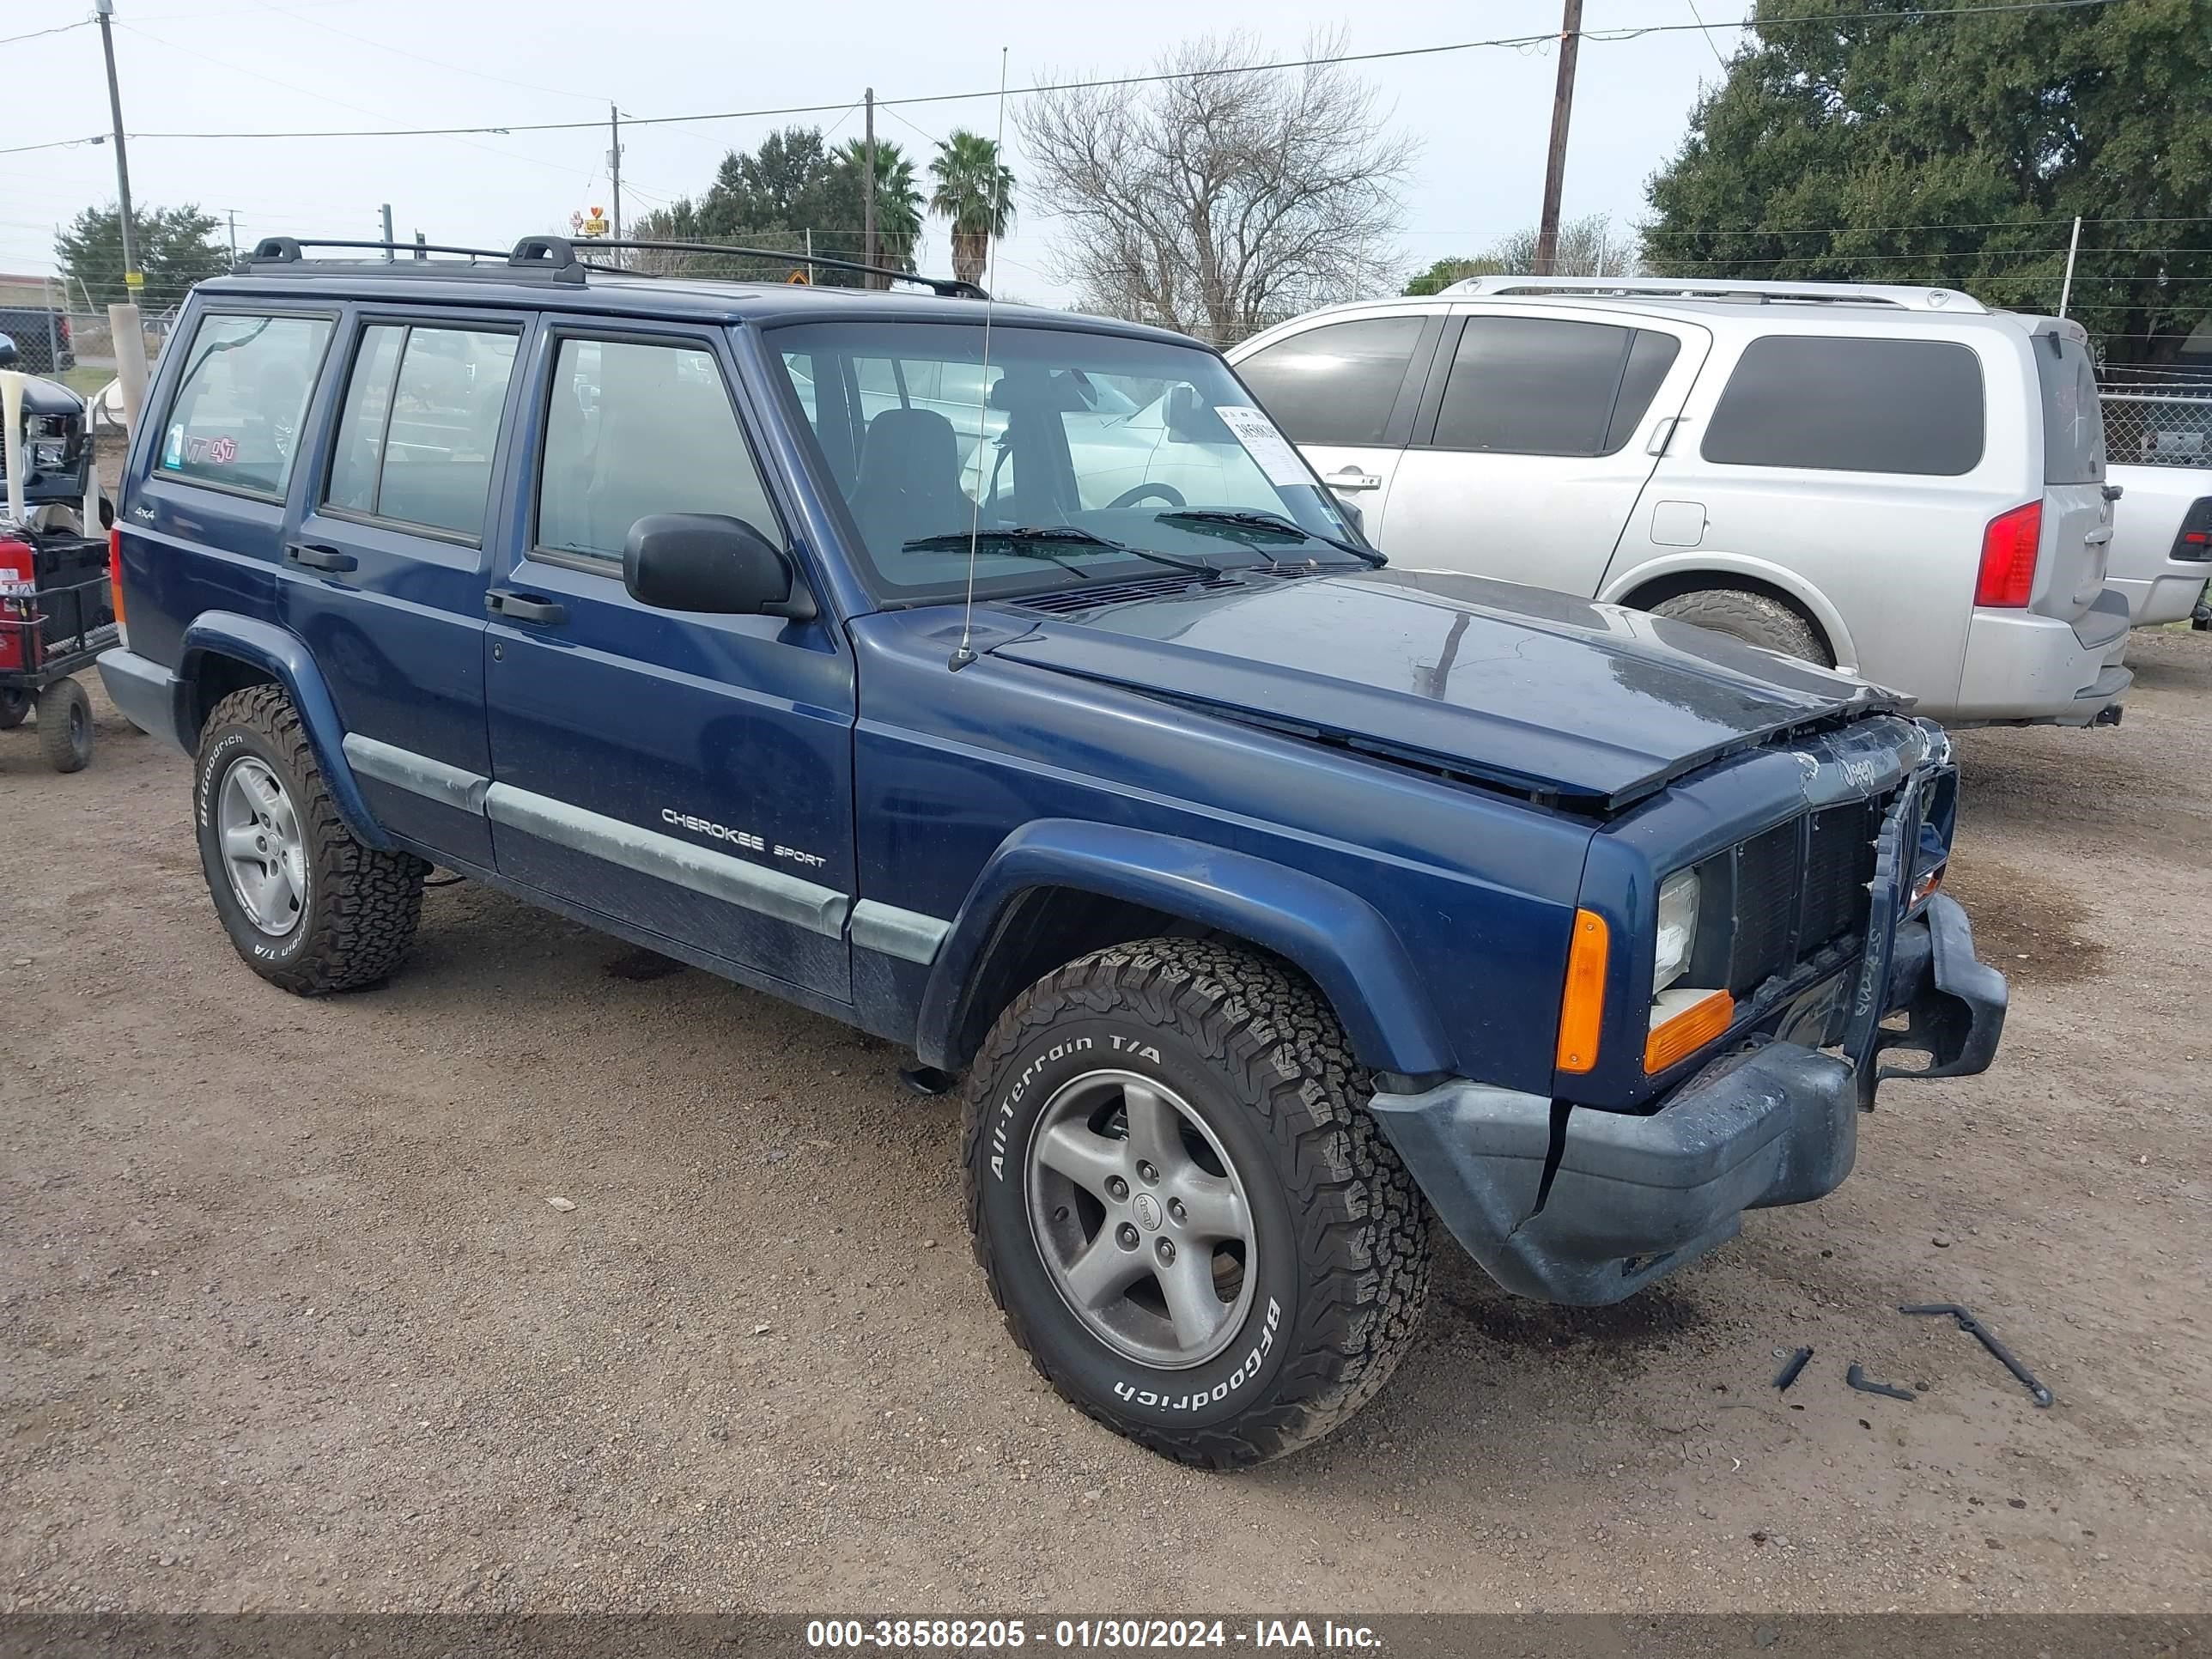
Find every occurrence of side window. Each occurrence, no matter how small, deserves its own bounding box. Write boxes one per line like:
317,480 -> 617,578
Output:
536,337 -> 781,562
1702,336 -> 1985,476
1432,317 -> 1672,457
325,325 -> 519,538
1235,317 -> 1426,447
156,313 -> 333,497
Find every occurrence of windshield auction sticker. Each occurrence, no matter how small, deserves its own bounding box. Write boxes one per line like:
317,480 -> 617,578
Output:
1215,404 -> 1315,488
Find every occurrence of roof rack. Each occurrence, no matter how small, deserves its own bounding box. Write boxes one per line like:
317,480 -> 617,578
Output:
240,236 -> 587,285
1440,275 -> 1989,313
234,235 -> 988,300
580,238 -> 988,300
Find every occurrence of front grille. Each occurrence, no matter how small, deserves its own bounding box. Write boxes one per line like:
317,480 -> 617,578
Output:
1724,799 -> 1886,995
1729,821 -> 1802,994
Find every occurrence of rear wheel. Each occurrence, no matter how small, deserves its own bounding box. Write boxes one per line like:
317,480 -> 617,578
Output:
963,938 -> 1431,1468
0,688 -> 27,731
35,678 -> 93,772
1651,586 -> 1831,665
194,684 -> 428,994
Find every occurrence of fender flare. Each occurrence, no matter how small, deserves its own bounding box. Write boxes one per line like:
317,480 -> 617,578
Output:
1601,552 -> 1860,674
917,818 -> 1457,1077
179,611 -> 393,849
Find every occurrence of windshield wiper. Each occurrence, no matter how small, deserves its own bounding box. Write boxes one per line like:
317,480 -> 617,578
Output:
1154,508 -> 1385,568
902,526 -> 1216,578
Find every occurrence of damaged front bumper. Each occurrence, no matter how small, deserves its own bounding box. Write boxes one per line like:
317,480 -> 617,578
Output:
1370,893 -> 2006,1307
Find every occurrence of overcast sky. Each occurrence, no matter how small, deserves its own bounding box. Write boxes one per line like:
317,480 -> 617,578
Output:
3,0 -> 1747,309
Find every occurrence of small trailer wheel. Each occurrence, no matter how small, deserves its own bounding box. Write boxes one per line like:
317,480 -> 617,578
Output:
0,688 -> 28,731
36,677 -> 94,773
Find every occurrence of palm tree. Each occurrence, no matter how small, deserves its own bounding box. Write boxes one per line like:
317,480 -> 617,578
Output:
928,130 -> 1016,289
836,137 -> 924,273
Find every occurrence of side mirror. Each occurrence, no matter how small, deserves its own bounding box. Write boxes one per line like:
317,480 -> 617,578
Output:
1335,495 -> 1364,537
622,514 -> 816,621
1164,384 -> 1229,444
0,333 -> 18,370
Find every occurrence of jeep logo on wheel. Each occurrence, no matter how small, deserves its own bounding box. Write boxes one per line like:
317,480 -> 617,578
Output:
1133,1192 -> 1163,1231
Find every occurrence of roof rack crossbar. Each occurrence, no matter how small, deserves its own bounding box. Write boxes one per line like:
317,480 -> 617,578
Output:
1441,274 -> 1988,313
558,236 -> 988,300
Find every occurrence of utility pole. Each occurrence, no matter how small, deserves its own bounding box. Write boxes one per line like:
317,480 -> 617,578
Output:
1532,0 -> 1584,278
862,87 -> 877,288
2058,215 -> 2082,318
93,0 -> 149,431
380,204 -> 395,260
226,208 -> 237,262
608,103 -> 624,270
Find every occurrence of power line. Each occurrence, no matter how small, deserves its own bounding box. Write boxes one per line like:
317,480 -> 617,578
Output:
94,0 -> 2131,144
0,19 -> 90,46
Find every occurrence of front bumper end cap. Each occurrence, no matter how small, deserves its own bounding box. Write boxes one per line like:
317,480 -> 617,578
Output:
1370,1042 -> 1856,1308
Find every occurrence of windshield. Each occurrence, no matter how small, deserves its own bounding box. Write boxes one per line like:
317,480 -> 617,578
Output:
765,319 -> 1364,602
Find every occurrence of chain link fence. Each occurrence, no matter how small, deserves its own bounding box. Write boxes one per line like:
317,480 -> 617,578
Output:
2100,389 -> 2212,469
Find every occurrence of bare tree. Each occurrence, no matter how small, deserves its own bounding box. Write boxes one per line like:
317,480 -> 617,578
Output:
1404,216 -> 1638,295
1018,31 -> 1416,343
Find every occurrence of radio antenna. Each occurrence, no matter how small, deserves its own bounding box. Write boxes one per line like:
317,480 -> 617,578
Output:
948,45 -> 1009,672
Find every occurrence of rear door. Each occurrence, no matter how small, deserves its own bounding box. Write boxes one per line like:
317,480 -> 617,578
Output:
1231,311 -> 1443,525
282,309 -> 528,866
1380,307 -> 1709,595
2030,327 -> 2116,623
483,322 -> 856,1001
126,305 -> 338,667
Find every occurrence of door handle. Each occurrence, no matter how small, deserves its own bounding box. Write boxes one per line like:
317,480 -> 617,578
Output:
1325,468 -> 1382,491
485,588 -> 567,625
287,542 -> 357,573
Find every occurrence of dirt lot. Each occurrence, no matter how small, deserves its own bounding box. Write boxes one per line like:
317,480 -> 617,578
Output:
2,630 -> 2208,1615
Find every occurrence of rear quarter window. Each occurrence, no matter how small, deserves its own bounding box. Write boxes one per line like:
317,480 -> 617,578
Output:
155,312 -> 334,498
1701,335 -> 1985,477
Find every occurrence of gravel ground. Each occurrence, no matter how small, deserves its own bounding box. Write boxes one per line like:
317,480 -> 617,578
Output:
1,629 -> 2207,1615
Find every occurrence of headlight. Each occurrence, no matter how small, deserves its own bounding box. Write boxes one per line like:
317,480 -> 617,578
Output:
1654,868 -> 1699,994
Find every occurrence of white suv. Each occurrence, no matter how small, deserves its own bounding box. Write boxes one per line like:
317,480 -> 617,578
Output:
1229,277 -> 2131,726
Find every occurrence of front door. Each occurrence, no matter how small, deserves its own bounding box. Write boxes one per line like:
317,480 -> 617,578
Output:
282,309 -> 529,866
1380,309 -> 1709,596
1231,311 -> 1443,532
483,324 -> 856,1001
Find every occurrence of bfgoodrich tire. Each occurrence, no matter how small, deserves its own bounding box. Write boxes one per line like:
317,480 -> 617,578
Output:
1651,586 -> 1832,665
963,938 -> 1431,1468
194,684 -> 428,994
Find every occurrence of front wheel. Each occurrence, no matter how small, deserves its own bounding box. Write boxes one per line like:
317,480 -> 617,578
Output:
963,938 -> 1431,1467
194,684 -> 428,994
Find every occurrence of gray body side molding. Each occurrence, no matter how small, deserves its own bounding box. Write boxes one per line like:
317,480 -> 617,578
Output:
343,736 -> 950,958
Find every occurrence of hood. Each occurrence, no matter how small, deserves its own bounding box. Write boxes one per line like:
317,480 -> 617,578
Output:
9,374 -> 85,417
986,568 -> 1906,811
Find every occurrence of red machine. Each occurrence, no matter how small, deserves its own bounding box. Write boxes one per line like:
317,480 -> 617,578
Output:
0,526 -> 113,771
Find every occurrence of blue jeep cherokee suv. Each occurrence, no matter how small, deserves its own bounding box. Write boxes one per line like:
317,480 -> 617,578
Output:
99,236 -> 2007,1466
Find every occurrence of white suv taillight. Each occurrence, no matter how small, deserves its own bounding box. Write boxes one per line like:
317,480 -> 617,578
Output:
1975,501 -> 2041,607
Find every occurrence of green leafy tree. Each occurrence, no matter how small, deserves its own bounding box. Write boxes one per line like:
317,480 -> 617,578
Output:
55,203 -> 230,310
928,129 -> 1016,289
1643,0 -> 2212,366
1404,215 -> 1635,295
690,125 -> 924,284
834,137 -> 924,275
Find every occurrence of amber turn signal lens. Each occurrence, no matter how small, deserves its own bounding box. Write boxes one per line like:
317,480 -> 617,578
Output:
1555,908 -> 1609,1074
1644,989 -> 1735,1074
